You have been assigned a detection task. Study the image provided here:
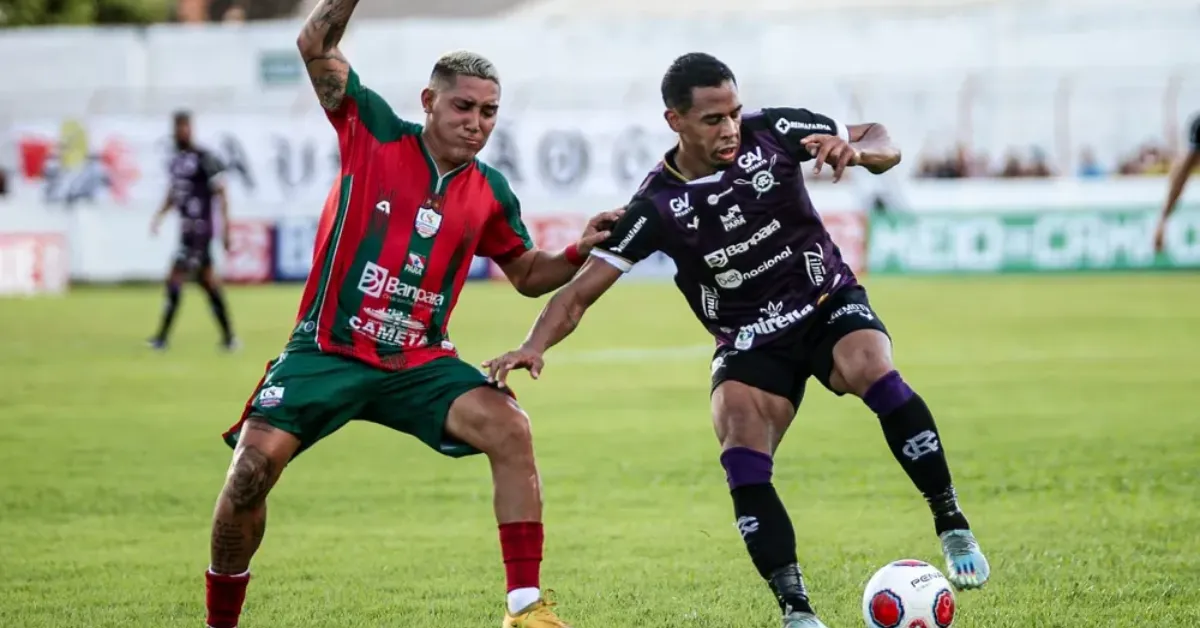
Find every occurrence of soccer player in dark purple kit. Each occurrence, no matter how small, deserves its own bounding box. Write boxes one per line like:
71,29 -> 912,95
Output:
149,110 -> 238,351
485,53 -> 990,628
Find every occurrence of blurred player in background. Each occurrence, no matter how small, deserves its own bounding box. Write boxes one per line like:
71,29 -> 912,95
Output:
486,53 -> 990,628
202,2 -> 618,628
1153,113 -> 1200,252
149,110 -> 238,351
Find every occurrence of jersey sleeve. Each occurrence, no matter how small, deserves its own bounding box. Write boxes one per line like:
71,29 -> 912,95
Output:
760,107 -> 850,162
199,150 -> 226,186
326,68 -> 420,145
590,198 -> 664,272
477,167 -> 535,264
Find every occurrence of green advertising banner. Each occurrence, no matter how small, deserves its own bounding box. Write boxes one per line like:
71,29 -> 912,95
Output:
867,207 -> 1200,274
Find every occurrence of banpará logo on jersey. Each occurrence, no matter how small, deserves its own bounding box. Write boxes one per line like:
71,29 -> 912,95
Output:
357,261 -> 445,307
720,205 -> 746,232
610,216 -> 647,253
704,219 -> 781,268
737,146 -> 771,173
405,252 -> 426,276
734,301 -> 814,350
715,246 -> 793,289
733,153 -> 780,199
669,192 -> 694,217
804,243 -> 826,285
414,202 -> 442,238
700,284 -> 720,320
774,117 -> 834,136
350,307 -> 428,347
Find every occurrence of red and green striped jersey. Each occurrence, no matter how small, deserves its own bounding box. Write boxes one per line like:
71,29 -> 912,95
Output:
289,68 -> 533,371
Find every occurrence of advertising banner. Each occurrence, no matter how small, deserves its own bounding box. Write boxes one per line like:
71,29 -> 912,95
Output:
868,207 -> 1200,273
0,233 -> 69,296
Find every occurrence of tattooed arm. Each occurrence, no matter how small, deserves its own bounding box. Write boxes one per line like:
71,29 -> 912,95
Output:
296,0 -> 361,111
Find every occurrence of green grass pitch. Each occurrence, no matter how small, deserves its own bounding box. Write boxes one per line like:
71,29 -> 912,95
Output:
2,274 -> 1198,627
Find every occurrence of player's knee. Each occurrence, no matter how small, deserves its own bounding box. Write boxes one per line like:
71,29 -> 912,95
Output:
222,445 -> 275,512
481,406 -> 534,460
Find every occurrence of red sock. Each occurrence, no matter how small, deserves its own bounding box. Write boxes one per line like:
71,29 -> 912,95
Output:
205,569 -> 250,628
498,521 -> 544,592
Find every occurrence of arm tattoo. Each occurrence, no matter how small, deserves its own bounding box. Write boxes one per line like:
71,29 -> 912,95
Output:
298,0 -> 360,110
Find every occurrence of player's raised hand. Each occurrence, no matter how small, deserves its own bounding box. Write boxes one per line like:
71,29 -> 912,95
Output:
482,346 -> 546,388
801,134 -> 861,183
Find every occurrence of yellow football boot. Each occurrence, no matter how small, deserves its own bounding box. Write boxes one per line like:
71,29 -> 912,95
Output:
501,595 -> 571,628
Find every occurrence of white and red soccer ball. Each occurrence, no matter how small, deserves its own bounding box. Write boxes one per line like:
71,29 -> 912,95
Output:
862,560 -> 956,628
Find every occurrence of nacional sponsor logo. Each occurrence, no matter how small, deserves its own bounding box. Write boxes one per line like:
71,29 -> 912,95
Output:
774,117 -> 833,135
714,246 -> 793,289
700,284 -> 720,319
357,261 -> 445,306
610,216 -> 647,253
704,219 -> 781,268
350,307 -> 428,347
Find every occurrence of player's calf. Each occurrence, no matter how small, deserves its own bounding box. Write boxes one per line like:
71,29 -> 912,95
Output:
445,388 -> 553,619
207,418 -> 296,628
712,384 -> 818,619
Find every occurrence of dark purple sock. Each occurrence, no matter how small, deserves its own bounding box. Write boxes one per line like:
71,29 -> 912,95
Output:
720,447 -> 773,489
863,370 -> 914,417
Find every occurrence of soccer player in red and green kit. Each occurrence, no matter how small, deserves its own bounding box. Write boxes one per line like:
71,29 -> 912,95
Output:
202,3 -> 619,627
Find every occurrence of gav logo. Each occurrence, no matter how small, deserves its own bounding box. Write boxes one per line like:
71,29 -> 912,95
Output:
715,246 -> 793,289
669,192 -> 693,217
704,219 -> 781,268
357,261 -> 445,306
733,153 -> 780,198
737,145 -> 770,173
804,242 -> 826,285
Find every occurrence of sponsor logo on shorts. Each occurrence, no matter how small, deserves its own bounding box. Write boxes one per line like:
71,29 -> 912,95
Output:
828,303 -> 875,323
358,261 -> 445,307
734,301 -> 813,350
705,219 -> 781,268
715,246 -> 793,289
258,385 -> 285,408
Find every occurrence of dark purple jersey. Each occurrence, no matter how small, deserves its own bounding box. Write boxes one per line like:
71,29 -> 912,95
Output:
593,107 -> 858,351
168,147 -> 225,249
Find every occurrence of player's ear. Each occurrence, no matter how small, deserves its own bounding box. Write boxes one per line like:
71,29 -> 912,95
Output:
420,87 -> 436,114
665,109 -> 683,134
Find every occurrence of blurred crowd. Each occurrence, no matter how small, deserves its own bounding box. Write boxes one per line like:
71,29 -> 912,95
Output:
915,141 -> 1178,179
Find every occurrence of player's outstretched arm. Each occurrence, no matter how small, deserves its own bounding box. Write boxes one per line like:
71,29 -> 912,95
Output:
844,123 -> 902,174
483,258 -> 624,387
498,209 -> 624,297
296,0 -> 361,111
